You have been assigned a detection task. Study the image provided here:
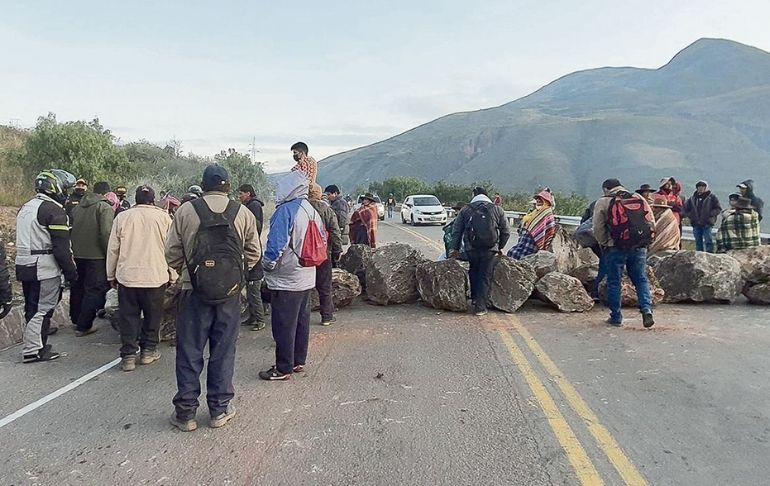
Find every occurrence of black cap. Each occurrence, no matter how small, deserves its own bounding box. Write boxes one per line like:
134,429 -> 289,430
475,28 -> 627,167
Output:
135,185 -> 155,205
202,164 -> 230,192
324,184 -> 340,194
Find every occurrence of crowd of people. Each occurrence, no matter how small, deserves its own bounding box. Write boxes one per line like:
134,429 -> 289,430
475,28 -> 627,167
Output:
1,150 -> 765,429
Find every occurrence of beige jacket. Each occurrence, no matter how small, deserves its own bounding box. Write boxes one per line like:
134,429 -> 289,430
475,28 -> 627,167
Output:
106,204 -> 177,288
165,193 -> 260,290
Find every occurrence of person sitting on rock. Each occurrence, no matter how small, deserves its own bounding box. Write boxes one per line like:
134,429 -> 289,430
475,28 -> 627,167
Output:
716,197 -> 761,252
648,195 -> 681,255
507,191 -> 557,260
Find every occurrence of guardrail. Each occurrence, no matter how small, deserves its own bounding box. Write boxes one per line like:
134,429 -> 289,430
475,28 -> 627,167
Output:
503,210 -> 769,243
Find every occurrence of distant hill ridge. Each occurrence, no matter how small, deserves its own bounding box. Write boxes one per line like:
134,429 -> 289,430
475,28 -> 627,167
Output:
318,38 -> 770,198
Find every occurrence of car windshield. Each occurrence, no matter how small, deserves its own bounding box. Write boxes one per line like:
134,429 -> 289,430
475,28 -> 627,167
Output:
413,196 -> 441,206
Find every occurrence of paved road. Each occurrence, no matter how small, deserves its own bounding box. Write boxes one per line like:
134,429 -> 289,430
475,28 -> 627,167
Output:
1,217 -> 769,485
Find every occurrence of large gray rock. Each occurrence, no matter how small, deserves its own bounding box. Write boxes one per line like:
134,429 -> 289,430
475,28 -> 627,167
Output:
339,244 -> 373,289
651,251 -> 744,303
535,272 -> 594,312
598,265 -> 666,307
365,243 -> 427,305
728,246 -> 770,284
489,257 -> 537,313
570,262 -> 599,289
416,259 -> 469,312
744,283 -> 770,305
550,227 -> 598,273
0,291 -> 71,350
311,269 -> 362,311
522,251 -> 558,278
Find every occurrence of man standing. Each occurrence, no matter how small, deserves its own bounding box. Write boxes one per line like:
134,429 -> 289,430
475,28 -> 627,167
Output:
166,164 -> 260,431
290,141 -> 317,185
325,184 -> 350,246
114,186 -> 131,215
70,181 -> 114,336
309,183 -> 342,326
449,187 -> 509,316
349,194 -> 379,247
237,183 -> 266,331
684,181 -> 721,253
593,178 -> 656,328
107,185 -> 175,372
15,170 -> 78,362
386,194 -> 396,219
737,180 -> 764,221
65,178 -> 88,220
259,171 -> 325,381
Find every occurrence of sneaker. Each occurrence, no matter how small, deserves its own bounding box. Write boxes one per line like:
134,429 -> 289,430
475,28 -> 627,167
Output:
22,344 -> 60,363
320,316 -> 336,326
139,349 -> 161,365
293,364 -> 305,373
121,355 -> 136,372
210,405 -> 237,428
607,318 -> 623,327
170,413 -> 197,432
251,321 -> 266,331
642,312 -> 655,328
74,327 -> 98,337
474,309 -> 488,317
259,366 -> 291,381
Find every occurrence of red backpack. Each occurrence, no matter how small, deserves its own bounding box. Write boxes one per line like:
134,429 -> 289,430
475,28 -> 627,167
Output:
608,192 -> 655,249
292,205 -> 328,267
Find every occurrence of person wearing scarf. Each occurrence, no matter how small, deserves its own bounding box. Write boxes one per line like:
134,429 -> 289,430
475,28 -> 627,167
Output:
648,195 -> 681,254
507,191 -> 557,259
290,141 -> 317,185
349,194 -> 379,248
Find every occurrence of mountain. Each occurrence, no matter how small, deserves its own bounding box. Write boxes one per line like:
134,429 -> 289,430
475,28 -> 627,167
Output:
317,38 -> 770,198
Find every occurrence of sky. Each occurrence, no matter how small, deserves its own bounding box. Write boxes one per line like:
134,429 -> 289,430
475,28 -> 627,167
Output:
2,0 -> 769,173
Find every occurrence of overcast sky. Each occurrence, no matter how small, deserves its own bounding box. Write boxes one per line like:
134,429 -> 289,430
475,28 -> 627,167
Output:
2,0 -> 769,172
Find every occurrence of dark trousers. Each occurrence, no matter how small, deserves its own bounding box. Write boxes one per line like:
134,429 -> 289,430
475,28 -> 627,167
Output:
245,279 -> 265,325
467,249 -> 496,311
70,258 -> 109,331
315,259 -> 334,321
271,289 -> 311,375
172,290 -> 240,420
118,285 -> 165,357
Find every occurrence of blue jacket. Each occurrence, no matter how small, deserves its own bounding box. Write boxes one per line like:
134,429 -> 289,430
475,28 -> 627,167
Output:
263,172 -> 325,291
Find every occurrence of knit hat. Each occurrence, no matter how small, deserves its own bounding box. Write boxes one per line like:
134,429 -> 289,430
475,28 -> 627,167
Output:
309,183 -> 323,201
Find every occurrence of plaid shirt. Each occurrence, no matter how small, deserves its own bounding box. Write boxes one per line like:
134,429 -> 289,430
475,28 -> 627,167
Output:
507,230 -> 539,260
716,209 -> 760,252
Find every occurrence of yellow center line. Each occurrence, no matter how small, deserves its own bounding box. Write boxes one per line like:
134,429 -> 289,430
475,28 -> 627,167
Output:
507,315 -> 649,486
497,326 -> 604,486
382,221 -> 444,250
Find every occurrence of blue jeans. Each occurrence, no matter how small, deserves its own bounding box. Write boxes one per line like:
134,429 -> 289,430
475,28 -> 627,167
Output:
592,251 -> 608,297
692,224 -> 714,253
605,248 -> 653,321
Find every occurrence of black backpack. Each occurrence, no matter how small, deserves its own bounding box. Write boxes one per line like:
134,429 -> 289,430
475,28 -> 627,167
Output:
608,192 -> 655,249
466,202 -> 499,249
185,198 -> 245,305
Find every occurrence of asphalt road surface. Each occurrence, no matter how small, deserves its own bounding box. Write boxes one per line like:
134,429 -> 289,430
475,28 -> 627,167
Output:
1,216 -> 769,485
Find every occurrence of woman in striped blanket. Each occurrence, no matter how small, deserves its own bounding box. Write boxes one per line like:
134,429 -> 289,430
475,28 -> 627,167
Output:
507,191 -> 557,260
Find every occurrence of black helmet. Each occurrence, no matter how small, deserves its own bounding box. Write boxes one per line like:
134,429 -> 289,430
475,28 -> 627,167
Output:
35,169 -> 76,204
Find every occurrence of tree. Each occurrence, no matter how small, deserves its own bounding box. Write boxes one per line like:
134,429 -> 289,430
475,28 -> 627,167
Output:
23,113 -> 133,184
214,148 -> 269,199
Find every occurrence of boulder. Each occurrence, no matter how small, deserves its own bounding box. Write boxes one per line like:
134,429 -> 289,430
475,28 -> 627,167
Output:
339,245 -> 373,289
744,283 -> 770,305
599,266 -> 666,307
570,262 -> 599,290
651,250 -> 744,303
311,268 -> 362,311
488,257 -> 537,313
535,272 -> 594,312
416,259 -> 469,312
522,251 -> 558,278
727,246 -> 770,284
365,243 -> 428,305
549,227 -> 598,273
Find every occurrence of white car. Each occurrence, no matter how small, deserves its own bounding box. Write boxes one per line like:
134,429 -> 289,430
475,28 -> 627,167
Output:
401,195 -> 447,225
355,194 -> 385,221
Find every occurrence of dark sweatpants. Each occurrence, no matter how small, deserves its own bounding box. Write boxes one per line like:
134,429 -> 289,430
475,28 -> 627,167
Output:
172,290 -> 240,420
118,285 -> 165,357
315,259 -> 334,321
467,249 -> 496,312
71,258 -> 109,332
270,289 -> 311,375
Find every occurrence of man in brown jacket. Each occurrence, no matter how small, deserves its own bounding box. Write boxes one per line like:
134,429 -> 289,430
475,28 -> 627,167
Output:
165,164 -> 260,431
107,185 -> 176,372
308,183 -> 343,326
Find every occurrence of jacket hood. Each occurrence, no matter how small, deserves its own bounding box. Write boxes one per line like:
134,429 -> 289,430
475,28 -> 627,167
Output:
739,179 -> 755,196
79,193 -> 109,208
274,171 -> 309,205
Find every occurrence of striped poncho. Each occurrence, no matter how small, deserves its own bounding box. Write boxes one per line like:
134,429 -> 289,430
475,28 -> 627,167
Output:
508,191 -> 557,260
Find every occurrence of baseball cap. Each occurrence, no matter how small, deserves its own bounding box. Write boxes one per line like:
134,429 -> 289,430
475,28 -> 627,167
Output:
202,164 -> 230,191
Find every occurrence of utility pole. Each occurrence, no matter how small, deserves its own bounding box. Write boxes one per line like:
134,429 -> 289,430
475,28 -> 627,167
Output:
249,136 -> 258,162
